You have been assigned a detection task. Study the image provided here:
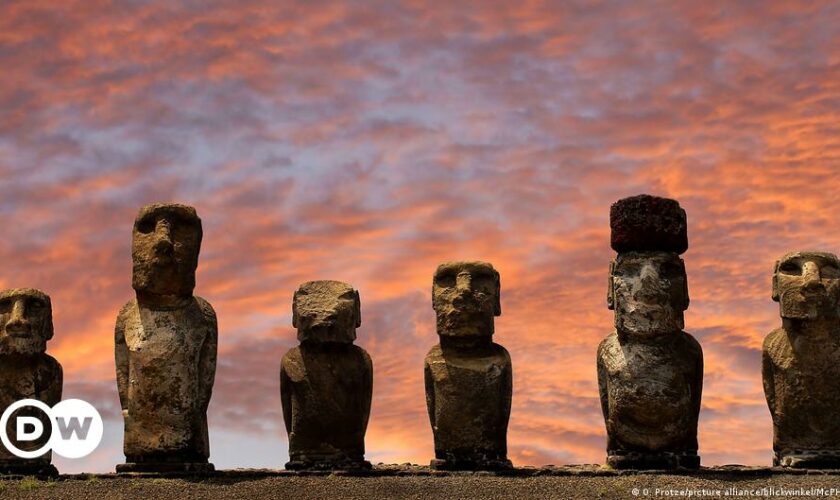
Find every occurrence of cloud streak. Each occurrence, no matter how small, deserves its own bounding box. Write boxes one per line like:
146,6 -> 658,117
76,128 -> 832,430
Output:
2,0 -> 840,471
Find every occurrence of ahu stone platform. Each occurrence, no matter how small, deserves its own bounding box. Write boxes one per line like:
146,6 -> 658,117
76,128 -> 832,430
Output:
2,465 -> 840,499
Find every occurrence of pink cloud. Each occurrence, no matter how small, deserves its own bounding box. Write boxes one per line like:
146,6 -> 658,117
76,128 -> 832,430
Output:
2,0 -> 840,472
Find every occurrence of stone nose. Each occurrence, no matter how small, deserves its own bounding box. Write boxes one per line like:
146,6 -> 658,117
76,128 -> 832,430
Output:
639,263 -> 660,286
154,220 -> 174,255
4,299 -> 31,336
802,261 -> 822,288
455,273 -> 472,292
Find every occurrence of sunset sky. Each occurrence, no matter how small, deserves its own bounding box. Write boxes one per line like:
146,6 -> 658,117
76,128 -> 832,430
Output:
2,1 -> 840,473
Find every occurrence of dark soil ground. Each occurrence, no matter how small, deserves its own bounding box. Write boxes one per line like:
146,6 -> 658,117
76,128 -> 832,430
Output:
2,465 -> 840,499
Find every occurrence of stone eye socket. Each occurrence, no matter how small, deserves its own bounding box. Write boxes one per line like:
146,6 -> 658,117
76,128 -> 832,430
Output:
435,273 -> 456,288
822,265 -> 840,279
472,275 -> 495,290
136,217 -> 156,234
0,299 -> 10,314
660,262 -> 683,278
27,299 -> 46,311
614,263 -> 641,277
779,261 -> 801,275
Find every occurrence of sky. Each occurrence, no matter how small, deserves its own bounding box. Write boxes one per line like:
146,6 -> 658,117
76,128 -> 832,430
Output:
2,0 -> 840,473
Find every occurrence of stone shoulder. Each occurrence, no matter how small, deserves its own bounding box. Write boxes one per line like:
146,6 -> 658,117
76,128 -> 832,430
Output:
280,346 -> 304,380
116,299 -> 138,322
491,342 -> 511,364
351,344 -> 373,370
41,353 -> 63,376
424,344 -> 443,364
194,295 -> 217,322
762,327 -> 789,362
281,345 -> 303,365
598,332 -> 619,351
682,331 -> 703,357
597,331 -> 620,362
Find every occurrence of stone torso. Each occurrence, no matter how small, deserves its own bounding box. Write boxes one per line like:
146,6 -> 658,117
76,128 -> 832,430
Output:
764,327 -> 840,452
598,331 -> 701,452
0,355 -> 62,462
281,344 -> 372,460
119,297 -> 214,457
424,342 -> 512,458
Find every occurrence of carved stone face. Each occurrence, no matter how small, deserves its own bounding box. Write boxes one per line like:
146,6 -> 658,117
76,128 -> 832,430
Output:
433,261 -> 501,337
609,252 -> 688,336
772,251 -> 840,320
293,281 -> 360,344
0,288 -> 53,355
131,203 -> 202,298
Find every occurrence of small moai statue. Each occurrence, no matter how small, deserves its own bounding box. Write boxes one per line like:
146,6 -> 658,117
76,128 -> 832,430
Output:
280,280 -> 372,470
0,289 -> 62,476
115,203 -> 217,473
597,194 -> 703,469
763,251 -> 840,468
424,261 -> 512,471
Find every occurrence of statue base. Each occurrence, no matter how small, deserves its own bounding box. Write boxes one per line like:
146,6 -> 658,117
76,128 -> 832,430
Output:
285,459 -> 372,471
607,451 -> 700,470
775,452 -> 840,468
430,458 -> 513,471
116,462 -> 215,474
0,462 -> 58,477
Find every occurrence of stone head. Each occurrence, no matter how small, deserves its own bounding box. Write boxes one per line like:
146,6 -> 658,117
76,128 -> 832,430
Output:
0,288 -> 53,355
608,194 -> 689,337
608,252 -> 689,336
131,203 -> 202,299
292,280 -> 361,344
772,251 -> 840,320
432,261 -> 501,337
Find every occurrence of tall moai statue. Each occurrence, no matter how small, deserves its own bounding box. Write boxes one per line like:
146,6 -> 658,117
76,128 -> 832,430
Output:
597,194 -> 703,469
763,251 -> 840,468
424,261 -> 512,471
115,203 -> 217,473
0,289 -> 62,476
280,280 -> 372,470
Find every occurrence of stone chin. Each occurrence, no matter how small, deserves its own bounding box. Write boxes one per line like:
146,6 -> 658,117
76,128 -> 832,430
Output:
0,337 -> 47,355
131,262 -> 196,298
615,305 -> 684,336
779,289 -> 840,320
298,324 -> 356,344
435,312 -> 495,337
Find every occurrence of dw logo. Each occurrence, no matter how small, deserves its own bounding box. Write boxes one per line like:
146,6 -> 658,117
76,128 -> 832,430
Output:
0,399 -> 103,459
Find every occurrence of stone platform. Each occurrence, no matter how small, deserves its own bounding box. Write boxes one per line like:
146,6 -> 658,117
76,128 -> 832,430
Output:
2,465 -> 840,499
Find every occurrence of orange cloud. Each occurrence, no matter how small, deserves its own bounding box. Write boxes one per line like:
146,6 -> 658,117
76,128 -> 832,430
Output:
2,0 -> 840,472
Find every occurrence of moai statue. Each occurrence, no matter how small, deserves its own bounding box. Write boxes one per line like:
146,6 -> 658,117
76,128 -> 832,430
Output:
763,251 -> 840,468
0,289 -> 62,476
280,280 -> 372,470
115,203 -> 217,473
597,194 -> 703,469
424,261 -> 512,470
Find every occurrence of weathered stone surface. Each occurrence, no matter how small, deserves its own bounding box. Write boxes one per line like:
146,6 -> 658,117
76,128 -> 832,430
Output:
610,194 -> 688,254
281,281 -> 372,470
597,332 -> 702,469
130,203 -> 202,304
425,262 -> 512,471
9,468 -> 840,500
599,196 -> 702,470
763,251 -> 840,468
115,203 -> 217,473
607,252 -> 689,336
0,288 -> 61,477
